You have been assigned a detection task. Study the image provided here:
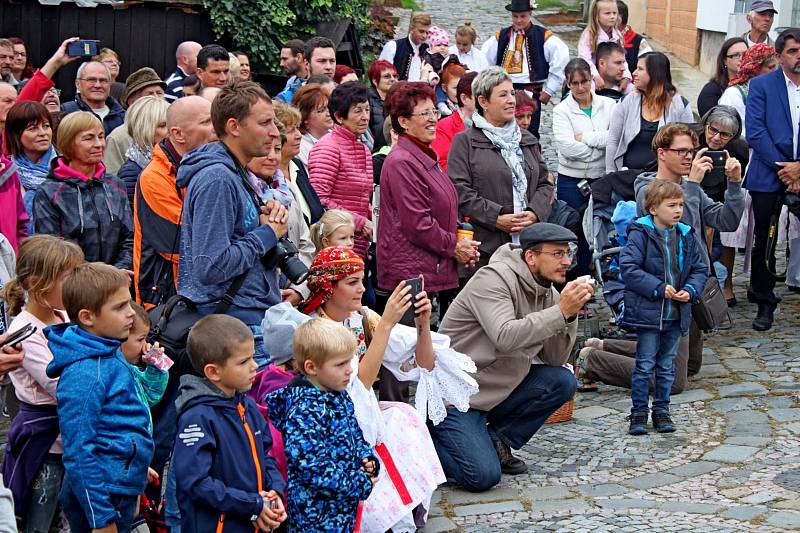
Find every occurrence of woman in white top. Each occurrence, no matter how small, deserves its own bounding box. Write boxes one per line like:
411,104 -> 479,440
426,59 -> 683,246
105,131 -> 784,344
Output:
553,58 -> 616,274
718,42 -> 778,138
449,22 -> 490,72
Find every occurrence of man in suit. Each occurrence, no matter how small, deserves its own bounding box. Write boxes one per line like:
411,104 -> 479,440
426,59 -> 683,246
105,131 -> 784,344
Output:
745,28 -> 800,331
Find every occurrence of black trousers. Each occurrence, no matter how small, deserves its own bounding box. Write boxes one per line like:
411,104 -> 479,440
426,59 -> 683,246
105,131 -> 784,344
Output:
749,191 -> 783,304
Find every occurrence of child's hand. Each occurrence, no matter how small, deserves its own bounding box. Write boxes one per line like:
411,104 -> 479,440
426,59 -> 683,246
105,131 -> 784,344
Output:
664,285 -> 677,299
257,490 -> 287,530
142,342 -> 174,371
672,290 -> 691,303
361,458 -> 379,485
147,467 -> 160,485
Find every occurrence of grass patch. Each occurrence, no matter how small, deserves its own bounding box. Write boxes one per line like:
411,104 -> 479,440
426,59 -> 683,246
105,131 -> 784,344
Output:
536,0 -> 576,10
400,0 -> 422,10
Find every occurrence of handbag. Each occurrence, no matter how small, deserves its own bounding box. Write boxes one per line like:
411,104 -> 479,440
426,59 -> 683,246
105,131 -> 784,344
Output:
691,273 -> 732,332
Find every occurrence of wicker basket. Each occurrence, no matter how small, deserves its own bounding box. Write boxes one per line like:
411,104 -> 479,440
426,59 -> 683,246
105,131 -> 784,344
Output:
545,396 -> 575,424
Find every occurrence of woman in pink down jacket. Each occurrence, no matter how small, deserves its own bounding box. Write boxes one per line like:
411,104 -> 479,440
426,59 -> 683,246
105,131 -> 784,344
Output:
308,81 -> 374,258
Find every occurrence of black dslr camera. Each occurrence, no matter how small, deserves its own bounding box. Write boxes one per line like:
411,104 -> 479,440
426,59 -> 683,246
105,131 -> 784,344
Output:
262,237 -> 309,285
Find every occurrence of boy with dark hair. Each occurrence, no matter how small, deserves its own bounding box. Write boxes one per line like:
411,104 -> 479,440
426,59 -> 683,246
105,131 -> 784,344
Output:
45,262 -> 151,532
620,180 -> 707,436
173,314 -> 287,532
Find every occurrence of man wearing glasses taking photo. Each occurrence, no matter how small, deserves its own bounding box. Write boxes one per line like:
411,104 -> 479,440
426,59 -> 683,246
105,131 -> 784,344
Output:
61,61 -> 125,135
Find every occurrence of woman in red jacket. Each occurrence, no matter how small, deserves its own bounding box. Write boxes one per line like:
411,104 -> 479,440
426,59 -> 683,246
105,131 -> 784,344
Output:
308,81 -> 374,258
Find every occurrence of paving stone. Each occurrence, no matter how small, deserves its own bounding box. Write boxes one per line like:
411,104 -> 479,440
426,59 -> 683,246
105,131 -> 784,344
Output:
786,422 -> 800,434
728,410 -> 769,425
774,382 -> 800,391
774,499 -> 800,510
695,364 -> 729,378
702,445 -> 760,463
622,472 -> 682,490
453,501 -> 524,517
766,511 -> 800,529
723,436 -> 771,447
575,484 -> 627,497
665,461 -> 721,477
659,502 -> 723,514
769,408 -> 800,422
670,389 -> 713,404
720,506 -> 767,521
571,406 -> 616,420
741,492 -> 775,504
445,487 -> 520,505
596,498 -> 658,509
717,382 -> 769,397
711,398 -> 754,412
421,517 -> 458,532
760,396 -> 796,409
724,358 -> 762,371
521,485 -> 574,501
530,498 -> 589,513
726,423 -> 773,437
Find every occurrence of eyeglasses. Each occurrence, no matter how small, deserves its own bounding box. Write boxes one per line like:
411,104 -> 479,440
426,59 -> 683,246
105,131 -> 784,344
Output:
312,106 -> 329,115
533,243 -> 577,261
410,109 -> 441,121
706,125 -> 734,140
78,77 -> 111,85
47,88 -> 61,96
102,59 -> 121,67
381,73 -> 398,80
664,147 -> 698,158
726,52 -> 743,59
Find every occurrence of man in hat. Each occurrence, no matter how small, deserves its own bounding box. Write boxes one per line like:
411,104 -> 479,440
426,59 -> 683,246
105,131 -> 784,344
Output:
481,0 -> 569,137
743,0 -> 777,48
430,223 -> 592,492
102,67 -> 167,174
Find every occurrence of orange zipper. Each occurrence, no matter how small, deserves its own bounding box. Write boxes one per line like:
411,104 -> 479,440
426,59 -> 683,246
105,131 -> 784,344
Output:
238,402 -> 264,533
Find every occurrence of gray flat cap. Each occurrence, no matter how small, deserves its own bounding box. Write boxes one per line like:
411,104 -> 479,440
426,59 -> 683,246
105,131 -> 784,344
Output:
520,222 -> 578,251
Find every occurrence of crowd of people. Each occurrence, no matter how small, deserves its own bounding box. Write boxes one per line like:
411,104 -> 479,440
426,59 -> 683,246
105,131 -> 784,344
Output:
0,0 -> 796,530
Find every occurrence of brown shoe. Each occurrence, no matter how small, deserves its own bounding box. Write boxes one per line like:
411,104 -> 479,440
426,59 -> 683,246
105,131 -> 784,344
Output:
575,347 -> 599,392
492,440 -> 528,475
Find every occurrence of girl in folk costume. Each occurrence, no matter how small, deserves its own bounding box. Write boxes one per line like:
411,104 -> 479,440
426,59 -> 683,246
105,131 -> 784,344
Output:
300,246 -> 477,533
578,0 -> 632,90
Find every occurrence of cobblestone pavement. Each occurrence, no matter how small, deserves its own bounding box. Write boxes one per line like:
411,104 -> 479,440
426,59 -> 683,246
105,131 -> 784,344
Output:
411,5 -> 800,533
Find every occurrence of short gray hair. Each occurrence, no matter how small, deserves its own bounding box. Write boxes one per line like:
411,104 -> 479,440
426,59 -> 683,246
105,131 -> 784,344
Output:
76,61 -> 111,80
701,104 -> 742,141
471,66 -> 511,116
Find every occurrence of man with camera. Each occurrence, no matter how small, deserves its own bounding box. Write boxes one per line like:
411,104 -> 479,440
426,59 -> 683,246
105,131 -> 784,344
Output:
176,80 -> 290,369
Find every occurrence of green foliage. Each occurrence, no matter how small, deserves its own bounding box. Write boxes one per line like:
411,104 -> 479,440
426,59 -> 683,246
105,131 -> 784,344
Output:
204,0 -> 371,72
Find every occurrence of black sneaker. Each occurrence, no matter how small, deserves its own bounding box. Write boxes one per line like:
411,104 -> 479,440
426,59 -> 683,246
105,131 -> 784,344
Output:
652,410 -> 676,433
627,411 -> 648,435
492,439 -> 528,475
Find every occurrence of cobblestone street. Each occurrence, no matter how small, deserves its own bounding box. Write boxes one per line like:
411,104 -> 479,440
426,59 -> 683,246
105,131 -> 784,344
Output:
412,2 -> 800,532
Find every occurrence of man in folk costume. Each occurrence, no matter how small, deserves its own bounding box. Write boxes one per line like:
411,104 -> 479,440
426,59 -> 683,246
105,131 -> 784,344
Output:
482,0 -> 569,138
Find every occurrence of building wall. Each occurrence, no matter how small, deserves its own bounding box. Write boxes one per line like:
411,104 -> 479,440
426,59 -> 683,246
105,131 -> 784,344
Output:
646,0 -> 700,65
626,0 -> 649,33
698,29 -> 726,77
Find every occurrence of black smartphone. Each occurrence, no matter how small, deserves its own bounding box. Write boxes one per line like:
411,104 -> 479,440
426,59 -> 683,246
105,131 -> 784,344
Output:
0,324 -> 37,348
399,277 -> 423,327
705,150 -> 728,181
67,40 -> 100,58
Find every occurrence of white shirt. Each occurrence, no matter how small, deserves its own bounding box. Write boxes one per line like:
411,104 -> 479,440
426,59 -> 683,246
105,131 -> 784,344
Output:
785,72 -> 800,157
93,105 -> 110,121
481,30 -> 570,96
448,45 -> 490,72
379,35 -> 423,81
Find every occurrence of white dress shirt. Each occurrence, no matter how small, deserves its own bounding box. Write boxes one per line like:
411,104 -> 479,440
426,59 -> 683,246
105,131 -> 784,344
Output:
448,45 -> 490,72
379,35 -> 423,81
785,72 -> 800,157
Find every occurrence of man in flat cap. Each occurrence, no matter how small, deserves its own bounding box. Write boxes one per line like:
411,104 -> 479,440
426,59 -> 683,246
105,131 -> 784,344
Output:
430,223 -> 593,492
743,0 -> 777,48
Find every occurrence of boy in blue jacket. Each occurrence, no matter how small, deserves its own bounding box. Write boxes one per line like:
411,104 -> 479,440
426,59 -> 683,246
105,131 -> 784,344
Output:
620,180 -> 707,436
45,263 -> 153,532
267,318 -> 379,533
173,314 -> 287,533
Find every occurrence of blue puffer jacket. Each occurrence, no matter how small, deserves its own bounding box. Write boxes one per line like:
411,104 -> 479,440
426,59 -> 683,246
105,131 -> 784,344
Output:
619,215 -> 708,335
45,324 -> 154,529
173,376 -> 286,533
266,376 -> 377,533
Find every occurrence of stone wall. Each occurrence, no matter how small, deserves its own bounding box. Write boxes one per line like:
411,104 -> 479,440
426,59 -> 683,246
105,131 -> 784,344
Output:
645,0 -> 700,66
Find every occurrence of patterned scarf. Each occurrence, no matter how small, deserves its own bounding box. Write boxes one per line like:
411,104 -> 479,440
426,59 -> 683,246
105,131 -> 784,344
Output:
300,246 -> 365,314
125,142 -> 153,170
471,111 -> 528,210
729,43 -> 777,86
13,145 -> 56,191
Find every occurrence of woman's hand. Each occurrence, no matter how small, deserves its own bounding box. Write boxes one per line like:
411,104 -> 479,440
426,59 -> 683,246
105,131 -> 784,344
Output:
454,238 -> 480,267
413,290 -> 432,329
510,211 -> 537,233
724,151 -> 742,183
574,132 -> 583,142
361,219 -> 374,240
379,281 -> 413,328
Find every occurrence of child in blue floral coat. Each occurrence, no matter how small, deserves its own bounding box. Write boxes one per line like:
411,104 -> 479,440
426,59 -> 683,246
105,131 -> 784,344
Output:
267,318 -> 379,533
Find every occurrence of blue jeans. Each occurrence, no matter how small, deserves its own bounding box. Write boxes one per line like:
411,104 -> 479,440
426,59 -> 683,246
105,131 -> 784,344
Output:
164,460 -> 180,533
22,454 -> 64,533
557,174 -> 591,275
427,365 -> 577,492
631,323 -> 682,414
60,486 -> 138,533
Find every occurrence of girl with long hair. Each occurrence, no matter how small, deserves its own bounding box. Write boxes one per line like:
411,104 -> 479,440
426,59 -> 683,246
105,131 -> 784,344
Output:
578,0 -> 631,89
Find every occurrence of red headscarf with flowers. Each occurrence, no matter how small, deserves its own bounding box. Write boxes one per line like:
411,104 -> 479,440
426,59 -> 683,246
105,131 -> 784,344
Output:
300,246 -> 365,314
729,43 -> 777,87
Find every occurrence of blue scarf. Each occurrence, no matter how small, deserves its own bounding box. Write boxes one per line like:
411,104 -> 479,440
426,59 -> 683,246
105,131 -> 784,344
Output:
13,146 -> 56,192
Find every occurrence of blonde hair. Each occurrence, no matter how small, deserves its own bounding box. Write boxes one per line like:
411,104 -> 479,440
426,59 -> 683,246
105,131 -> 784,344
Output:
456,22 -> 478,44
228,52 -> 241,81
57,112 -> 103,160
310,209 -> 355,251
410,12 -> 432,27
2,235 -> 84,317
586,0 -> 619,57
273,101 -> 301,131
294,318 -> 356,369
126,96 -> 169,151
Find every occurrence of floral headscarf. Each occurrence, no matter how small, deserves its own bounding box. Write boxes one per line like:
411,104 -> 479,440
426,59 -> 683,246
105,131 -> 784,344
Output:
300,246 -> 365,314
729,43 -> 777,87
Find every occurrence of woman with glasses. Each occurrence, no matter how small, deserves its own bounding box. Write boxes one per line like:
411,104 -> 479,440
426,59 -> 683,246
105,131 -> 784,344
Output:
291,83 -> 333,166
366,60 -> 398,151
553,58 -> 616,275
719,42 -> 778,137
697,37 -> 747,117
8,37 -> 34,83
447,67 -> 554,275
308,81 -> 375,259
606,52 -> 694,172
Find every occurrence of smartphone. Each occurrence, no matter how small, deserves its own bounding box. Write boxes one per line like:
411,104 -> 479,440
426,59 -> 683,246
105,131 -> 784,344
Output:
0,324 -> 37,348
399,276 -> 423,327
705,150 -> 728,181
67,40 -> 100,58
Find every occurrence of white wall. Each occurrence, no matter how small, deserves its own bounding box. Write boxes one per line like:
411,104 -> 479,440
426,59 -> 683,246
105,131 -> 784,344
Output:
696,0 -> 736,32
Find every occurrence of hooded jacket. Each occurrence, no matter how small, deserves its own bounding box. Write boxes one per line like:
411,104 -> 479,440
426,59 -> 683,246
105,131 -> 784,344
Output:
61,94 -> 126,136
32,158 -> 133,269
175,142 -> 280,325
619,216 -> 707,335
173,375 -> 286,533
44,323 -> 153,529
266,375 -> 376,533
0,156 -> 27,252
633,172 -> 745,268
438,244 -> 578,411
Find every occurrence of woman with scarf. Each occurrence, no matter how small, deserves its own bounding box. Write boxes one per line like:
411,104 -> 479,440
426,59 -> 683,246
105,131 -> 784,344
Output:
719,43 -> 778,138
117,96 -> 170,209
299,246 -> 446,533
447,66 -> 554,275
4,101 -> 57,221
